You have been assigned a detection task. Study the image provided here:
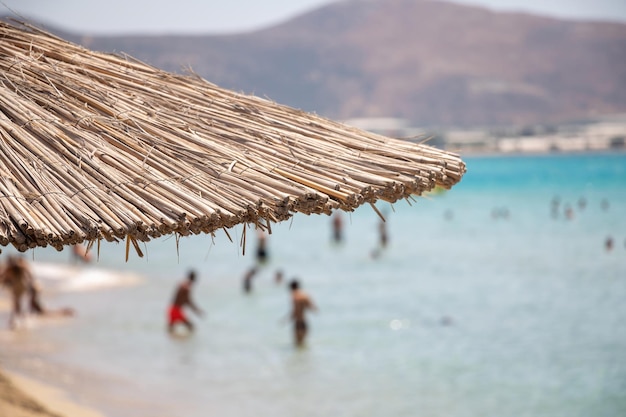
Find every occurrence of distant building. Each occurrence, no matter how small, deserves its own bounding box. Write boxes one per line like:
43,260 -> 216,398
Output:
343,115 -> 626,154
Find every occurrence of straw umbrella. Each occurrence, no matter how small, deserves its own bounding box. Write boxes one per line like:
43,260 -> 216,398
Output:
0,21 -> 466,257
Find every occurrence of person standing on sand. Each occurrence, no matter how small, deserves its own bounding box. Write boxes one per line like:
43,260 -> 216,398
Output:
71,243 -> 92,264
288,279 -> 317,347
0,256 -> 33,329
167,270 -> 203,334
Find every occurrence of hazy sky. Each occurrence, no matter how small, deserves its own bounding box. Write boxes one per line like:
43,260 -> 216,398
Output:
3,0 -> 626,35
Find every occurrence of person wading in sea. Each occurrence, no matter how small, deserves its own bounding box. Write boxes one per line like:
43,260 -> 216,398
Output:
167,270 -> 204,334
288,279 -> 317,347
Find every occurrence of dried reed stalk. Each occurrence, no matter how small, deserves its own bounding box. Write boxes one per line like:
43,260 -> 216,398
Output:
0,21 -> 465,253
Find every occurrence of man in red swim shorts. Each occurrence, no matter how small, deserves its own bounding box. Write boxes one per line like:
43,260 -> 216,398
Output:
168,270 -> 203,333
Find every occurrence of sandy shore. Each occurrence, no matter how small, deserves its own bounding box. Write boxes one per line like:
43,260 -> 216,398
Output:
0,369 -> 106,417
0,295 -> 106,417
0,369 -> 61,417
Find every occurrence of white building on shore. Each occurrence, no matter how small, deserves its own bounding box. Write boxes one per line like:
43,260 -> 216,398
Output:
344,115 -> 626,154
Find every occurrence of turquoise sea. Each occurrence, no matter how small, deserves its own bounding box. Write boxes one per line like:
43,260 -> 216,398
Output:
1,152 -> 625,417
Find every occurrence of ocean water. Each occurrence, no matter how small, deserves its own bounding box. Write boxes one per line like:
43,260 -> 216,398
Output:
1,152 -> 625,417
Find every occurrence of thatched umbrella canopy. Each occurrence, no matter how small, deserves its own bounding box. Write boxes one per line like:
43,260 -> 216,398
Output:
0,21 -> 465,254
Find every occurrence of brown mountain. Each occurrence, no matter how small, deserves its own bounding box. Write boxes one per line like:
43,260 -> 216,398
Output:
6,0 -> 626,127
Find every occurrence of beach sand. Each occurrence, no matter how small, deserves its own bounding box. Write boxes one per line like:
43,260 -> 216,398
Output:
0,297 -> 106,417
0,369 -> 62,417
0,369 -> 106,417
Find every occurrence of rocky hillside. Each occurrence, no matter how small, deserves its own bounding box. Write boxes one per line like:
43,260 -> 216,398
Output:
6,0 -> 626,127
